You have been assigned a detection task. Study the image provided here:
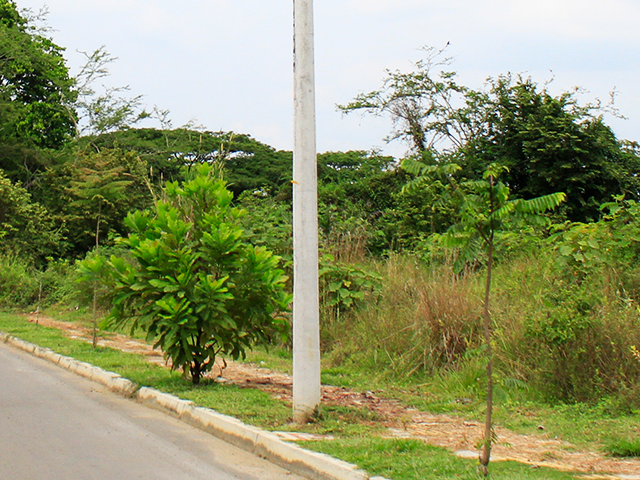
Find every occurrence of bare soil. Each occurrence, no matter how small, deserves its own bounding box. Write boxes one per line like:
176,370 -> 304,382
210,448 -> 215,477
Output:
25,313 -> 640,479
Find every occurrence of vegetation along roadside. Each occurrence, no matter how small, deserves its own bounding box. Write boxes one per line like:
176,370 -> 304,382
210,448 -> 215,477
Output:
1,1 -> 640,477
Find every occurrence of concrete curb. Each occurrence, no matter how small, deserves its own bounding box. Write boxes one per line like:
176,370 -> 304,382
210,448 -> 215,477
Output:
1,331 -> 388,480
2,332 -> 138,398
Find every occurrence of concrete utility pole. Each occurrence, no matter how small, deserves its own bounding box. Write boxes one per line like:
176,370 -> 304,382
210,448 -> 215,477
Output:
292,0 -> 321,423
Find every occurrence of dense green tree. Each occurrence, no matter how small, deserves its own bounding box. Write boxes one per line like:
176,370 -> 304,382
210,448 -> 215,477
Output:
0,168 -> 61,259
37,148 -> 151,257
463,75 -> 640,222
0,0 -> 75,184
341,49 -> 640,223
81,128 -> 293,196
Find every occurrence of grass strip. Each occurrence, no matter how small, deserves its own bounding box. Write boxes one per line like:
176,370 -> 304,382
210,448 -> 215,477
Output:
303,438 -> 581,480
0,312 -> 595,479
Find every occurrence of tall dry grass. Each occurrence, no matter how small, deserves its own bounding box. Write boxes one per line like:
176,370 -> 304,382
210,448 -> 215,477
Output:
323,254 -> 482,376
321,252 -> 640,408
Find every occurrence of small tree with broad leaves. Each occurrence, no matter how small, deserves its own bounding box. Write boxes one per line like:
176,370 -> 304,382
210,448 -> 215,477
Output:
79,163 -> 291,384
402,159 -> 566,476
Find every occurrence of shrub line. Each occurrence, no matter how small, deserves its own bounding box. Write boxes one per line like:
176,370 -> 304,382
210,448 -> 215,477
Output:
0,330 -> 388,480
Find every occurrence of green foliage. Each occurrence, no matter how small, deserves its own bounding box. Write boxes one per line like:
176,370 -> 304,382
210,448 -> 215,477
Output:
0,255 -> 77,308
401,161 -> 565,474
0,255 -> 38,307
319,254 -> 381,313
80,164 -> 291,384
0,0 -> 76,183
237,190 -> 292,262
323,256 -> 481,376
342,47 -> 640,224
38,148 -> 152,256
463,75 -> 640,222
0,168 -> 62,259
319,254 -> 381,351
81,128 -> 293,194
317,150 -> 405,254
606,438 -> 640,457
402,160 -> 566,272
69,151 -> 135,249
500,199 -> 640,402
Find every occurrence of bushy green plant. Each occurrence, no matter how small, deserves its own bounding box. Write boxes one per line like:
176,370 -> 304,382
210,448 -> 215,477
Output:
489,247 -> 640,406
237,190 -> 292,262
80,164 -> 291,384
0,255 -> 39,308
319,254 -> 381,351
606,438 -> 640,458
0,170 -> 63,260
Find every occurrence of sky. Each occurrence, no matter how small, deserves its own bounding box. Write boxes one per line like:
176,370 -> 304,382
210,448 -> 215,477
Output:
16,0 -> 640,159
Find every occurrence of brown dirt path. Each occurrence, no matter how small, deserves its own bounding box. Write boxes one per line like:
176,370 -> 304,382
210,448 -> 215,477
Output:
24,313 -> 640,479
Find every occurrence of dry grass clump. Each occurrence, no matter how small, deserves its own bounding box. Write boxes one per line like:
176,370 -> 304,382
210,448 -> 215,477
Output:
324,255 -> 481,376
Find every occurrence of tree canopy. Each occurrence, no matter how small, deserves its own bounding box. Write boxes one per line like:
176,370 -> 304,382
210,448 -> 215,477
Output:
341,49 -> 640,223
0,0 -> 75,183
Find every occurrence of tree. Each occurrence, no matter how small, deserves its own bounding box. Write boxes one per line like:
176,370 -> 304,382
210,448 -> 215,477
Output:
342,49 -> 640,223
338,46 -> 475,154
73,46 -> 149,137
69,153 -> 135,347
0,0 -> 76,184
0,167 -> 61,260
83,163 -> 291,385
36,148 -> 151,258
463,75 -> 640,222
80,128 -> 294,196
403,159 -> 565,475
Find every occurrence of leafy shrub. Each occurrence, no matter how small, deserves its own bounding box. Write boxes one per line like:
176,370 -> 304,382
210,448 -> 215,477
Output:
319,254 -> 381,351
0,170 -> 63,260
0,256 -> 39,308
492,252 -> 640,405
81,164 -> 291,384
39,258 -> 79,306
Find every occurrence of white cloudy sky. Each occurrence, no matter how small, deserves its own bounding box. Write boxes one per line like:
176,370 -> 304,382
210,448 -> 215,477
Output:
17,0 -> 640,158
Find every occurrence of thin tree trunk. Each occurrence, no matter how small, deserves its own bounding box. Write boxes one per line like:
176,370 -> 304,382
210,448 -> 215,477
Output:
92,203 -> 101,349
479,239 -> 494,475
479,175 -> 496,476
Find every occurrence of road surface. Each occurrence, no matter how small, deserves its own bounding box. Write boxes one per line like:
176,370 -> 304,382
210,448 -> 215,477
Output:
0,340 -> 305,480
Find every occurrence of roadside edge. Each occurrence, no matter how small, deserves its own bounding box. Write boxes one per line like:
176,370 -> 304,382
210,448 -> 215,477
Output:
0,331 -> 388,480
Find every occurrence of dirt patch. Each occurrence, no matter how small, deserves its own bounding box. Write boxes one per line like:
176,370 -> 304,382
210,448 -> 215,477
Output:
24,313 -> 640,478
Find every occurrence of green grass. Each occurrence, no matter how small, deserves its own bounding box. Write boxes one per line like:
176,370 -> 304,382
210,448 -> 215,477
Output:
605,438 -> 640,458
304,438 -> 582,480
1,310 -> 636,479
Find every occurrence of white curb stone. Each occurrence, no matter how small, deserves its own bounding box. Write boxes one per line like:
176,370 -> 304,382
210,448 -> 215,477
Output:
135,387 -> 194,418
57,355 -> 73,370
33,346 -> 52,358
107,376 -> 138,397
179,406 -> 262,453
73,361 -> 94,379
45,351 -> 63,364
254,431 -> 369,480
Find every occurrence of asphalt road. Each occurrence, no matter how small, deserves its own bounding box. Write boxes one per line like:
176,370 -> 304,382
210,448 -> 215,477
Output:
0,341 -> 305,480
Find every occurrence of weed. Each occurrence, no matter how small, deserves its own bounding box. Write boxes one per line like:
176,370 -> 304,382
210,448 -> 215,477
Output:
606,438 -> 640,457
